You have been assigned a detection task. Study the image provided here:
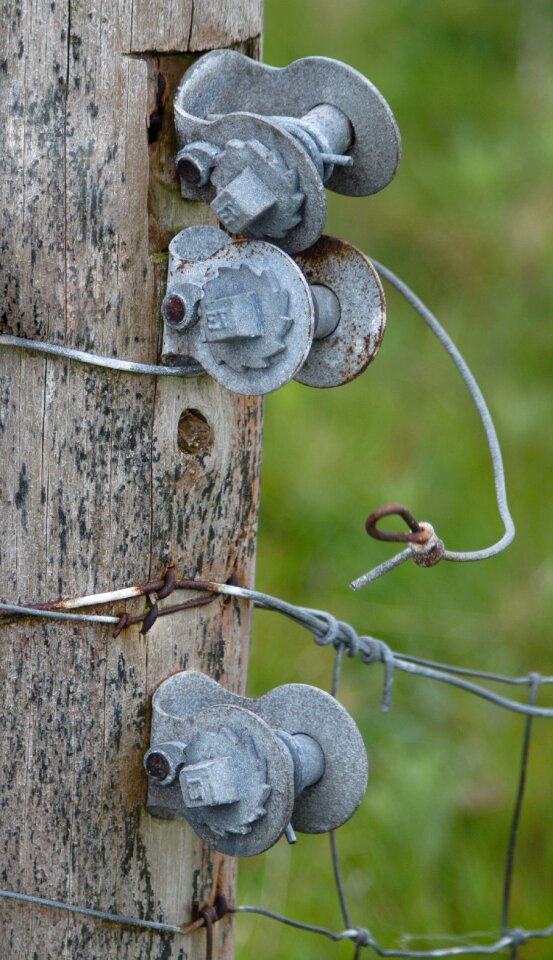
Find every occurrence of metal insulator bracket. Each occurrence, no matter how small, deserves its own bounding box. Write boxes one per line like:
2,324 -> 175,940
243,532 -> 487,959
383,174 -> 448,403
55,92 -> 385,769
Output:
162,225 -> 385,395
174,49 -> 401,251
144,671 -> 368,858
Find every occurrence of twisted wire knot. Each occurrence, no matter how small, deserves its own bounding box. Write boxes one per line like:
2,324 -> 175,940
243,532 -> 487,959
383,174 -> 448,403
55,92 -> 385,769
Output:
358,636 -> 395,712
312,613 -> 360,658
409,521 -> 445,568
509,927 -> 527,948
311,614 -> 395,711
354,927 -> 372,946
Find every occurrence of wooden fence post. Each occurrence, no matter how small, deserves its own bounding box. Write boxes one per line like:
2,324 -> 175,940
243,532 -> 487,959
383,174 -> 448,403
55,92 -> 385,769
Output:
0,2 -> 263,957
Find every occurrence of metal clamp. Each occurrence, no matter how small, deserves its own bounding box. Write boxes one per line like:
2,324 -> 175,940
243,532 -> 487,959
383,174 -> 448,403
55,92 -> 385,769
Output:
174,49 -> 401,251
162,226 -> 385,395
144,671 -> 368,857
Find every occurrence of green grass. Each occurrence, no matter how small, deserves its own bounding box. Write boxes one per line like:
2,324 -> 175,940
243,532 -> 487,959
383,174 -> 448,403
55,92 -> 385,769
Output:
236,4 -> 553,958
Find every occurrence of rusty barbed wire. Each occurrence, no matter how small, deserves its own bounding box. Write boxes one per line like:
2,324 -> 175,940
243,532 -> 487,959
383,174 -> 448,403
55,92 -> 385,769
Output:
0,576 -> 551,955
2,575 -> 553,717
0,566 -> 223,635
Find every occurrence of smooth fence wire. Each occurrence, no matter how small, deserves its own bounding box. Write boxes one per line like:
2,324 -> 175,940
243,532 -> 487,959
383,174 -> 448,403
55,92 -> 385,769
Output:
2,255 -> 515,590
350,260 -> 515,591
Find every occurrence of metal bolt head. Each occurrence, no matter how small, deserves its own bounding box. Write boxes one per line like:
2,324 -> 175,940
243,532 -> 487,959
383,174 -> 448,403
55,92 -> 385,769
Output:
145,751 -> 172,781
144,741 -> 187,787
210,140 -> 304,242
212,167 -> 277,234
161,283 -> 203,332
162,293 -> 187,327
177,156 -> 205,186
180,755 -> 241,808
175,141 -> 221,188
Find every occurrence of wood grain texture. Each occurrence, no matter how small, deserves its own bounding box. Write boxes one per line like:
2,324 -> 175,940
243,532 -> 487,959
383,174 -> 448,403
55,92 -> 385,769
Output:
130,0 -> 263,53
0,2 -> 263,957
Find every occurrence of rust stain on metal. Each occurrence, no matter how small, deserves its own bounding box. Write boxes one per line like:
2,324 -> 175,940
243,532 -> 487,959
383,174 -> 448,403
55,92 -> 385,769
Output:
294,234 -> 386,388
365,503 -> 430,544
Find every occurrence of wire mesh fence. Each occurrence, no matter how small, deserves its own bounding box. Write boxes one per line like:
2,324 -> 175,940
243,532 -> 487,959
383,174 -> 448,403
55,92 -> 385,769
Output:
1,577 -> 552,957
0,267 -> 550,957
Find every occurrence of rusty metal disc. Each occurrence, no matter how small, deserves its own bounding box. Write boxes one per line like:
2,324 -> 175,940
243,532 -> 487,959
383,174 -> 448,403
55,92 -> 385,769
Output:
294,235 -> 386,388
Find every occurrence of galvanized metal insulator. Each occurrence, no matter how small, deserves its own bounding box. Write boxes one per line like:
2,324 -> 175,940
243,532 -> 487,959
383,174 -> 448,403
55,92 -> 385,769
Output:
146,671 -> 368,857
275,730 -> 326,796
175,50 -> 401,251
257,103 -> 354,181
310,282 -> 341,341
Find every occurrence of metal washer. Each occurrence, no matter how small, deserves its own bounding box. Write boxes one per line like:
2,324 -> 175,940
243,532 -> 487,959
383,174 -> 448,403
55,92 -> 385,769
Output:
294,235 -> 386,389
257,683 -> 369,833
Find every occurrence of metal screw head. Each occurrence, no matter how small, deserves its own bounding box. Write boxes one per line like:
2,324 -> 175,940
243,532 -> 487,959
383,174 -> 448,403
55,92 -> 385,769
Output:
161,283 -> 203,333
145,751 -> 172,781
144,741 -> 187,787
162,293 -> 187,327
177,155 -> 205,186
175,141 -> 221,188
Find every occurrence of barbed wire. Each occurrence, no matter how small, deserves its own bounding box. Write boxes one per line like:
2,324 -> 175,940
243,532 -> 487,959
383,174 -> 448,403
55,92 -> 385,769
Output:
0,267 -> 546,956
1,573 -> 551,955
2,576 -> 553,717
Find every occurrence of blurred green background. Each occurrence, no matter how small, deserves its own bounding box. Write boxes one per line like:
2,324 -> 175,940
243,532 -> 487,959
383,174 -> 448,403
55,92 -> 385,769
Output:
236,2 -> 553,958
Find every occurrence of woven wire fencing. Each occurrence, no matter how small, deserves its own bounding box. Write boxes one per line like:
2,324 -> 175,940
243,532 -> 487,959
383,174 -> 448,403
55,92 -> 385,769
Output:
1,266 -> 551,957
233,594 -> 553,959
1,579 -> 552,958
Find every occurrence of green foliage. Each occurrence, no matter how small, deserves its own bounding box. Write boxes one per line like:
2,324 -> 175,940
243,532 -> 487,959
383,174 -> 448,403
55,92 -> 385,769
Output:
237,3 -> 553,958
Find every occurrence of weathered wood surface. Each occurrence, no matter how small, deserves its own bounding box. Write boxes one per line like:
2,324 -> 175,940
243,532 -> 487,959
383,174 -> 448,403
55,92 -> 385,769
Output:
0,2 -> 263,957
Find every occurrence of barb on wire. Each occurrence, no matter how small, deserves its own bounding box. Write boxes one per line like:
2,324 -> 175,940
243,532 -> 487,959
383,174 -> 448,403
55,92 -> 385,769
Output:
0,334 -> 202,377
0,593 -> 218,634
0,567 -> 221,635
1,572 -> 551,955
2,575 -> 552,717
351,261 -> 515,592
